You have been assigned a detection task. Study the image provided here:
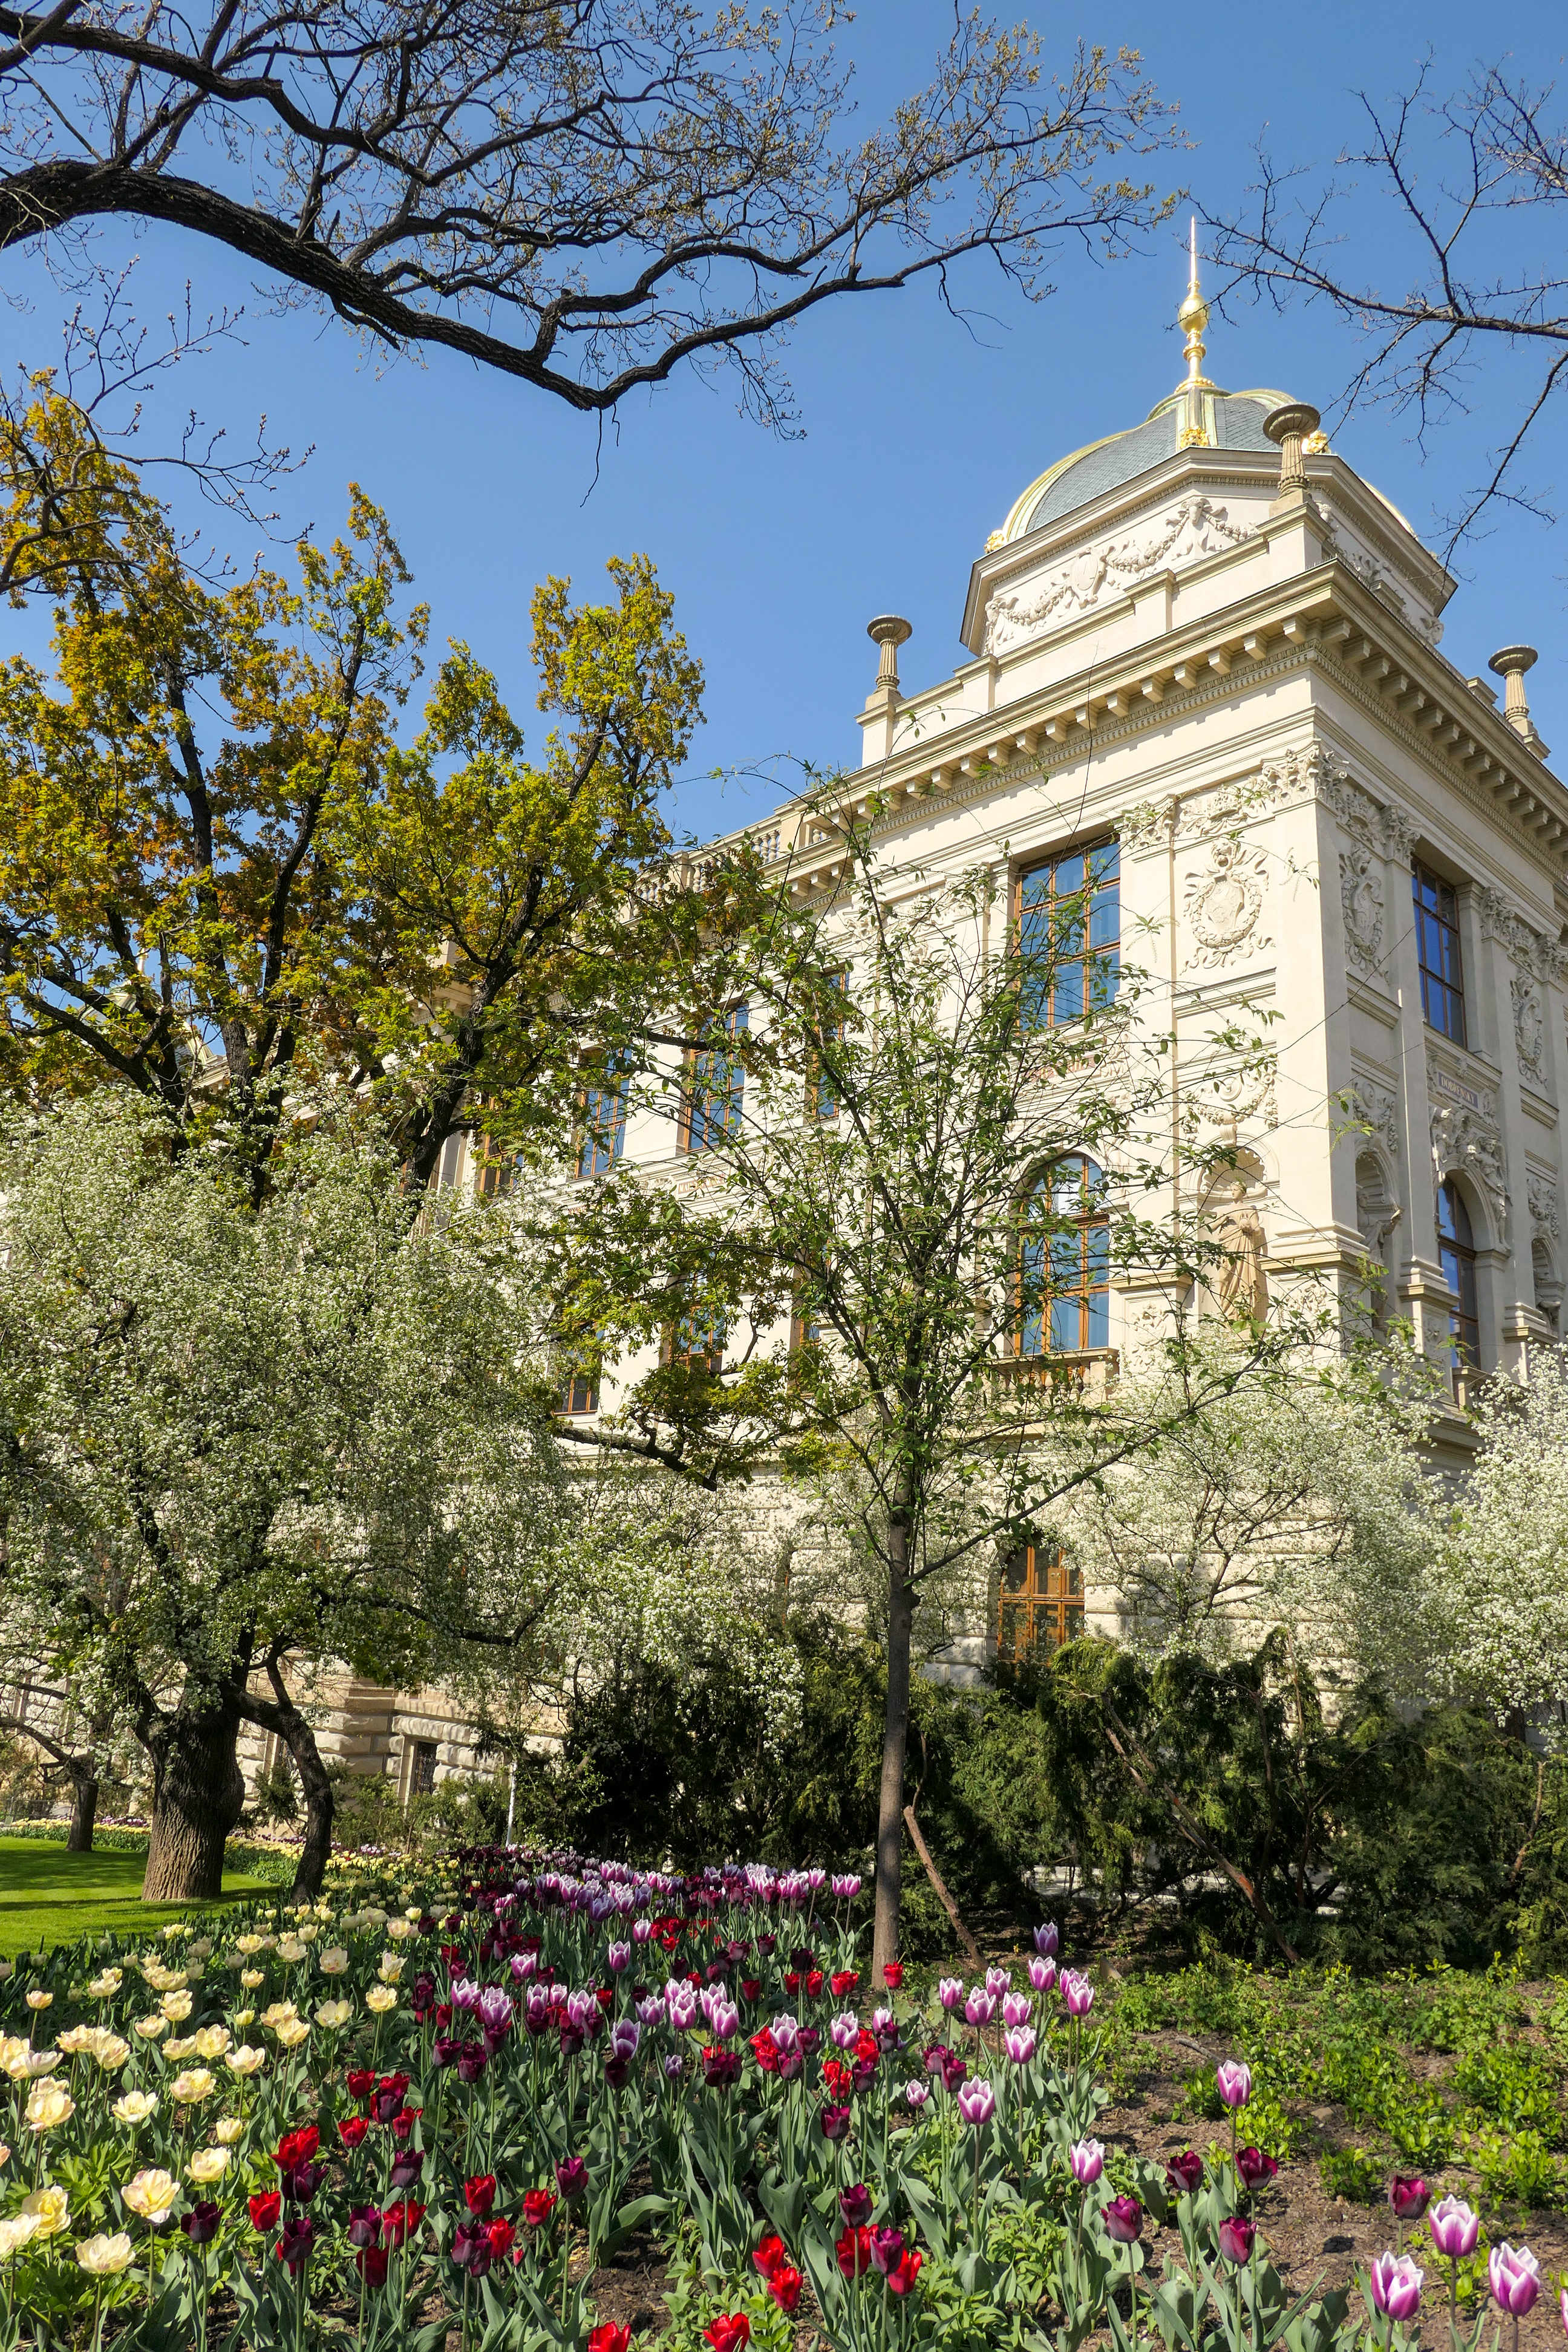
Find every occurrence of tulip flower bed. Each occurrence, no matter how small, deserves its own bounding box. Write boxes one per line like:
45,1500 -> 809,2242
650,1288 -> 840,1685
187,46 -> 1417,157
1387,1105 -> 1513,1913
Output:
0,1851 -> 1562,2352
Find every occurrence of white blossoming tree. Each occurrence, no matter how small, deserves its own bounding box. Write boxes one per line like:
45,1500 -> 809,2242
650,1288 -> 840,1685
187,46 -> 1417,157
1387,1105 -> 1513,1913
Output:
1443,1350 -> 1568,1730
1051,1333 -> 1446,1687
0,1095 -> 574,1903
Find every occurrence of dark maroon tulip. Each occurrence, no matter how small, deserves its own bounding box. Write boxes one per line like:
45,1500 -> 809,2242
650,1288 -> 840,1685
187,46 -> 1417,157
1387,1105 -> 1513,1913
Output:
347,2204 -> 382,2250
283,2161 -> 326,2206
1390,2175 -> 1429,2223
604,2056 -> 630,2089
869,2227 -> 905,2276
275,2215 -> 315,2273
181,2201 -> 221,2247
556,2158 -> 588,2203
1236,2148 -> 1279,2193
798,2027 -> 822,2056
389,2151 -> 423,2192
839,2184 -> 874,2229
433,2033 -> 462,2069
820,2103 -> 851,2142
1166,2151 -> 1204,2196
457,2044 -> 489,2084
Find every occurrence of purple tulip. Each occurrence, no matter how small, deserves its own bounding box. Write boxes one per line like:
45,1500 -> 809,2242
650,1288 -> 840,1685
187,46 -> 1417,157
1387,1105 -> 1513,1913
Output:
477,1987 -> 514,2036
956,2078 -> 996,2129
830,1875 -> 861,1900
985,1966 -> 1010,1997
433,2031 -> 462,2069
904,2080 -> 929,2109
632,1919 -> 653,1945
1489,2246 -> 1541,2317
1070,2138 -> 1104,2186
390,2151 -> 423,2192
1370,2253 -> 1424,2322
662,2053 -> 684,2080
964,1988 -> 996,2028
1390,2175 -> 1429,2223
1001,1993 -> 1031,2028
510,1952 -> 538,1984
1060,1970 -> 1095,2019
1216,2060 -> 1252,2109
1028,1955 -> 1057,1994
606,1941 -> 631,1975
937,1977 -> 964,2011
1218,2216 -> 1255,2265
451,1978 -> 482,2013
1003,2026 -> 1036,2066
1429,2198 -> 1480,2259
1103,2196 -> 1143,2246
829,2011 -> 860,2050
1033,1923 -> 1060,1956
557,2158 -> 588,2203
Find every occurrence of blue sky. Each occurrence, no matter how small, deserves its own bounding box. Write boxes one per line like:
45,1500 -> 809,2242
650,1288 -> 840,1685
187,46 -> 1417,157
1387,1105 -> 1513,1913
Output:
5,2 -> 1566,838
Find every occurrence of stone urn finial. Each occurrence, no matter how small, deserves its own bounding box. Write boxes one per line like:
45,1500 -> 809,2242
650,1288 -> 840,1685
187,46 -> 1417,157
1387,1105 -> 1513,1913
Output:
1263,402 -> 1322,499
867,614 -> 912,696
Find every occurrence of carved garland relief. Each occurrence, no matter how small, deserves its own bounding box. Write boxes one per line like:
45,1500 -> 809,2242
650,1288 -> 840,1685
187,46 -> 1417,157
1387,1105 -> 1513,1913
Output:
986,492 -> 1255,656
1183,838 -> 1271,970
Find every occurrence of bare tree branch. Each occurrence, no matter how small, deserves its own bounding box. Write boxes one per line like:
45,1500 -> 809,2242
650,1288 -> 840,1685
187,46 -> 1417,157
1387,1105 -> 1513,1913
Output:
1204,57 -> 1568,554
0,5 -> 1180,417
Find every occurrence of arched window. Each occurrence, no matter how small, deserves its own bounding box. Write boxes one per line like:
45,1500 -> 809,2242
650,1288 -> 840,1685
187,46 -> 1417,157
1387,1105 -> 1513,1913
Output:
998,1545 -> 1083,1661
1019,1155 -> 1109,1355
1437,1178 -> 1480,1370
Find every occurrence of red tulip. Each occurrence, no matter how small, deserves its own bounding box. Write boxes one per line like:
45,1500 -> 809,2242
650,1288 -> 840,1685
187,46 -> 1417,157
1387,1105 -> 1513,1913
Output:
388,2107 -> 422,2143
589,2328 -> 632,2352
345,2069 -> 376,2102
381,2201 -> 425,2250
836,2225 -> 874,2278
338,2117 -> 369,2151
704,2316 -> 750,2352
249,2193 -> 281,2233
753,2234 -> 787,2279
465,2175 -> 497,2219
886,2248 -> 923,2298
831,1971 -> 860,1998
275,2127 -> 320,2174
356,2246 -> 390,2288
523,2190 -> 558,2230
485,2218 -> 516,2262
883,1962 -> 904,1991
805,1970 -> 824,1998
766,2264 -> 804,2314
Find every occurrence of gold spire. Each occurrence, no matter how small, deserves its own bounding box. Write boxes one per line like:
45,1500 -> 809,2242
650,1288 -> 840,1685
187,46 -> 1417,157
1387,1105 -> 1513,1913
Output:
1175,218 -> 1213,448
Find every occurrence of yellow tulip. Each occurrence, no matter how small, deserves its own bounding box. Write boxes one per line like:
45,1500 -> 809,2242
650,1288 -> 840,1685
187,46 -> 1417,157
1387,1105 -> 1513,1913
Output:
76,2231 -> 134,2275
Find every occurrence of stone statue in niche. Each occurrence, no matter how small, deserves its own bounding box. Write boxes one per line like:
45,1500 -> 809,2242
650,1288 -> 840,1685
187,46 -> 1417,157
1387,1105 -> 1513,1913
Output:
1512,975 -> 1546,1082
1210,1179 -> 1269,1321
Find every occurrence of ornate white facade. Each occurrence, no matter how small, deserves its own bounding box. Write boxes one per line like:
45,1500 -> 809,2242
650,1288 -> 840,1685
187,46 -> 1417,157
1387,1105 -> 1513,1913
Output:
256,260 -> 1568,1789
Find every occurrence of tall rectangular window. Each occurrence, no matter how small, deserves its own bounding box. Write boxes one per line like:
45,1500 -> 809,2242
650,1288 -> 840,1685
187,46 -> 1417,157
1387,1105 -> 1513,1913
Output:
1413,863 -> 1466,1044
812,972 -> 847,1120
1018,1157 -> 1111,1355
666,1309 -> 726,1378
684,1004 -> 748,1152
1018,840 -> 1119,1028
408,1739 -> 438,1799
575,1062 -> 628,1179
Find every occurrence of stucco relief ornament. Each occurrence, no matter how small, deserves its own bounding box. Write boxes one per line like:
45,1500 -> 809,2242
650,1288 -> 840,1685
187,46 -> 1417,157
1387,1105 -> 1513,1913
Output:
1348,1077 -> 1399,1158
985,494 -> 1255,656
1184,1058 -> 1276,1132
1431,1103 -> 1511,1249
1183,838 -> 1270,969
1528,1169 -> 1560,1241
1339,848 -> 1384,976
1512,975 -> 1546,1081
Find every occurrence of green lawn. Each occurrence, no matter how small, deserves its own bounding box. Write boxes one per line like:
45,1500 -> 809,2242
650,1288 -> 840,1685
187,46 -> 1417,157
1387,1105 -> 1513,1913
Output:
0,1836 -> 275,1958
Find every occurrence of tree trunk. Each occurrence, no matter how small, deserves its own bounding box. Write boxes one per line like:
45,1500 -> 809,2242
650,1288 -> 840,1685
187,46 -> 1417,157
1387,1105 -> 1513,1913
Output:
238,1671 -> 336,1902
872,1534 -> 915,1985
141,1697 -> 247,1902
66,1772 -> 99,1852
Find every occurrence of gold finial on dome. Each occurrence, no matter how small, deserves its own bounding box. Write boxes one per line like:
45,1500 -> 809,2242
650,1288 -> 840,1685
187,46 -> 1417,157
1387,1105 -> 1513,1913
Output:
1176,218 -> 1213,448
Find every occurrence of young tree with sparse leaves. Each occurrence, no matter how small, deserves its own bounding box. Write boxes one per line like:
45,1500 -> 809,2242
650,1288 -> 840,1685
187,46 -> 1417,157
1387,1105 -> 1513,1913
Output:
538,811 -> 1306,1974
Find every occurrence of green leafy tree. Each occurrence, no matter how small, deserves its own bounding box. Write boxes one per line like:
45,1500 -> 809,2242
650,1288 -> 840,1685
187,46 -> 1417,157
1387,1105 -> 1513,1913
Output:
0,383 -> 705,1195
0,1096 -> 570,1901
541,809 -> 1305,1974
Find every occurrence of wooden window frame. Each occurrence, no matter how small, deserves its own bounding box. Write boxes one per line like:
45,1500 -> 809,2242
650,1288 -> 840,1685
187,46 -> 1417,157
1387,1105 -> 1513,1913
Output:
998,1544 -> 1083,1662
1016,1155 -> 1111,1357
1413,862 -> 1467,1045
664,1308 -> 727,1378
810,970 -> 848,1120
1015,838 -> 1120,1031
681,1002 -> 749,1154
575,1061 -> 629,1180
408,1739 -> 439,1800
1437,1177 -> 1480,1371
